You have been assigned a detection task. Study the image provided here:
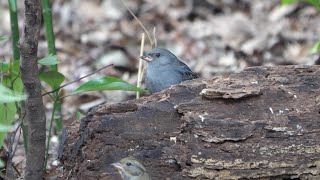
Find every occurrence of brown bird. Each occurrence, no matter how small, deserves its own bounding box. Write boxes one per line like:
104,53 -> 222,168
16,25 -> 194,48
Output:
111,157 -> 151,180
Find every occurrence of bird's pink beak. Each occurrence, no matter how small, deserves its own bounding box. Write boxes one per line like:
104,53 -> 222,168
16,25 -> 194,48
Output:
140,55 -> 153,62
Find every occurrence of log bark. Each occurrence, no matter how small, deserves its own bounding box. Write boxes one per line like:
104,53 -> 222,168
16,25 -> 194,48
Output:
62,65 -> 320,180
19,0 -> 46,179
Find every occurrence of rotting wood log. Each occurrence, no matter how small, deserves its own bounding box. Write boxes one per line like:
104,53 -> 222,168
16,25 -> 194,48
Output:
61,65 -> 320,180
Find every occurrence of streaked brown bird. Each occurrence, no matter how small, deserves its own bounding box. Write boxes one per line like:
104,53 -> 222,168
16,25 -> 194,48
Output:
111,157 -> 151,180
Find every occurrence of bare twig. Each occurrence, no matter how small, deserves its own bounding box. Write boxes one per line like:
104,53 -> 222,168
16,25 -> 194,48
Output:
42,64 -> 113,96
10,72 -> 20,90
6,121 -> 23,178
153,27 -> 157,48
119,0 -> 154,47
136,33 -> 145,98
12,127 -> 22,177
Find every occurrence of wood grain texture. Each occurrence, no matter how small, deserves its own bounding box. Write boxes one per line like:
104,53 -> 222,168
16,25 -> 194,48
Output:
62,65 -> 320,180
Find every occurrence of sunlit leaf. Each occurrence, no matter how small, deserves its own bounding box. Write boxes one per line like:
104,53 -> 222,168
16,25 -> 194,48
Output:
309,41 -> 320,54
0,62 -> 9,73
281,0 -> 299,5
0,67 -> 22,150
0,61 -> 20,75
0,84 -> 26,103
281,0 -> 320,9
73,77 -> 147,95
307,0 -> 320,9
12,60 -> 21,75
0,124 -> 12,132
38,55 -> 60,65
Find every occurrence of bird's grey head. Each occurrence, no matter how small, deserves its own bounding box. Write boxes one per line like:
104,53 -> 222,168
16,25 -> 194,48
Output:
140,48 -> 178,66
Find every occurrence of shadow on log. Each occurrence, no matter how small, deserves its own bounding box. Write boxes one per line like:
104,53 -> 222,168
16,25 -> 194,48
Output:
61,65 -> 320,179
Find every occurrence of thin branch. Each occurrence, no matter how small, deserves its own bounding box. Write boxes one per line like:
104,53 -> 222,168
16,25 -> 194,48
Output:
42,64 -> 113,96
136,33 -> 145,99
6,121 -> 23,178
119,0 -> 153,47
12,126 -> 22,177
153,27 -> 157,48
12,122 -> 23,160
10,72 -> 20,89
41,85 -> 54,99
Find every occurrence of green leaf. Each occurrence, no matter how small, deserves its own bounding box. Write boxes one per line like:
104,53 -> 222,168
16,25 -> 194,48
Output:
0,60 -> 23,153
0,103 -> 16,145
0,62 -> 9,72
0,159 -> 4,168
281,0 -> 299,5
73,77 -> 148,94
76,111 -> 83,121
0,61 -> 20,75
0,64 -> 23,149
0,124 -> 12,132
309,41 -> 320,54
0,84 -> 26,103
307,0 -> 320,9
12,60 -> 21,75
0,94 -> 19,150
38,55 -> 60,65
39,71 -> 65,90
281,0 -> 320,9
0,103 -> 16,125
0,36 -> 6,42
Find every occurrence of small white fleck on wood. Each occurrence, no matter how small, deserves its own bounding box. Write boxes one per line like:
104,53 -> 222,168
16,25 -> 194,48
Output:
170,137 -> 177,143
269,107 -> 274,114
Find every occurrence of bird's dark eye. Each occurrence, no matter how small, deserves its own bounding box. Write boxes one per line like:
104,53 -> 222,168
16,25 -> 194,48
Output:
126,162 -> 132,166
155,53 -> 160,57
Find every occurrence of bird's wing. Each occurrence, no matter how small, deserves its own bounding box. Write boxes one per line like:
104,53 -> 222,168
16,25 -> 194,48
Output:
176,61 -> 198,80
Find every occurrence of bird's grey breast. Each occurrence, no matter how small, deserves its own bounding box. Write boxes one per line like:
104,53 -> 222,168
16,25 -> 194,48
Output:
146,64 -> 185,93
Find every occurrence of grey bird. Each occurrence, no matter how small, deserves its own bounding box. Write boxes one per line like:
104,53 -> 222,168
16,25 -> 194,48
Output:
140,48 -> 197,93
111,157 -> 151,180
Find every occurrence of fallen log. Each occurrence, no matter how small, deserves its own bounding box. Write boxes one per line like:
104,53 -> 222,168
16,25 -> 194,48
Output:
61,65 -> 320,179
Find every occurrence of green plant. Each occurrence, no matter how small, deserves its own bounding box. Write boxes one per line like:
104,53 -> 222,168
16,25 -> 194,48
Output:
309,41 -> 320,54
281,0 -> 320,9
0,61 -> 25,167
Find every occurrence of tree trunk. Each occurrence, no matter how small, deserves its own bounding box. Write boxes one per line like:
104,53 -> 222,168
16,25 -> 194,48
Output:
61,65 -> 320,180
19,0 -> 46,179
